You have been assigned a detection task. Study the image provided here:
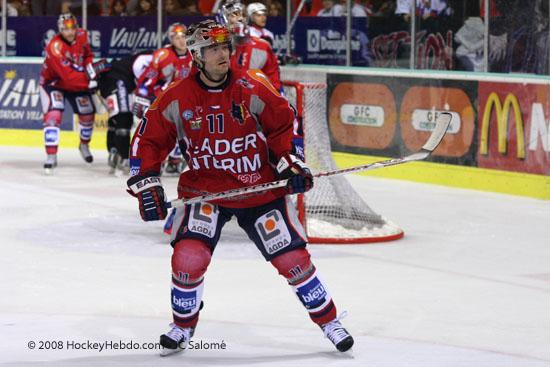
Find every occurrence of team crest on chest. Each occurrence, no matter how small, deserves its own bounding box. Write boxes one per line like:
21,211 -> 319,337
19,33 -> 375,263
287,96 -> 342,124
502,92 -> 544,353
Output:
231,101 -> 248,125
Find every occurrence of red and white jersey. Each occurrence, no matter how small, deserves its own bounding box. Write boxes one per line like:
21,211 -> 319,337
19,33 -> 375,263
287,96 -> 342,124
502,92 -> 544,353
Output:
231,36 -> 281,91
130,68 -> 299,208
40,29 -> 94,92
248,24 -> 275,45
136,46 -> 193,98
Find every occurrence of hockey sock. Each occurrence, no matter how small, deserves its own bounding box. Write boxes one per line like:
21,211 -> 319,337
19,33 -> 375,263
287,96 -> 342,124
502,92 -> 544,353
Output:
78,114 -> 94,144
271,248 -> 337,326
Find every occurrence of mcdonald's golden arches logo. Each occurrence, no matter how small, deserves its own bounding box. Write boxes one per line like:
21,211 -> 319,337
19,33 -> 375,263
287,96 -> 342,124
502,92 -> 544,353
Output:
480,93 -> 525,159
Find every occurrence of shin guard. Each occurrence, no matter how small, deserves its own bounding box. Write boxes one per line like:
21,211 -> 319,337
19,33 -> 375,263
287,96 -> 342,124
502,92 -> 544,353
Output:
170,239 -> 212,329
271,248 -> 337,326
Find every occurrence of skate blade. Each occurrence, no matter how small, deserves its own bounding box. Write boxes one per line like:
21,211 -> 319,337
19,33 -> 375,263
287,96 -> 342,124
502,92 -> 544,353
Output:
160,347 -> 185,357
44,168 -> 54,176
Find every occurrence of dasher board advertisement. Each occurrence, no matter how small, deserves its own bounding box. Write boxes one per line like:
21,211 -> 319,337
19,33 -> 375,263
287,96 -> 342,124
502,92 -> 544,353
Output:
327,74 -> 549,176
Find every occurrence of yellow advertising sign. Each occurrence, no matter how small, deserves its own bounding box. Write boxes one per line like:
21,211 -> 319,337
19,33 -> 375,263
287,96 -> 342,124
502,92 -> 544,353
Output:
480,93 -> 525,159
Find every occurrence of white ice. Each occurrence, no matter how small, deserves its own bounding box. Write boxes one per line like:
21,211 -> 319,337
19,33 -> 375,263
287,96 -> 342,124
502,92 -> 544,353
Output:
1,146 -> 549,367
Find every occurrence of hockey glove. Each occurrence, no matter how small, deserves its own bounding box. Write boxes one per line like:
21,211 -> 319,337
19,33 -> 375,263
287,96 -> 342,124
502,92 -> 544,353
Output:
127,173 -> 167,221
132,95 -> 151,119
276,153 -> 313,194
86,59 -> 111,80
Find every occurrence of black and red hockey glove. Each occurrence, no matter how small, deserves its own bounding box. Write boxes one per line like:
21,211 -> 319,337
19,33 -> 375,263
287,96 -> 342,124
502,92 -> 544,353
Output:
127,173 -> 167,221
276,153 -> 313,194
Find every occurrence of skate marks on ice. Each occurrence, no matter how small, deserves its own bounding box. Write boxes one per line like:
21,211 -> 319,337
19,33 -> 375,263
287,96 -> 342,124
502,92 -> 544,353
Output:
2,314 -> 550,367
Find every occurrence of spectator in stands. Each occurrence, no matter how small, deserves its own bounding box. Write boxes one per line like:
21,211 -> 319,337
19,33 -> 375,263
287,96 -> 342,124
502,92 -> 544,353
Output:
180,0 -> 202,15
364,0 -> 395,17
0,1 -> 18,16
29,0 -> 44,15
416,0 -> 452,19
268,1 -> 283,16
351,1 -> 368,17
165,0 -> 186,15
110,0 -> 128,15
317,0 -> 344,16
136,0 -> 156,15
455,16 -> 484,71
125,0 -> 139,14
197,0 -> 216,15
8,0 -> 32,15
395,0 -> 412,21
60,1 -> 73,13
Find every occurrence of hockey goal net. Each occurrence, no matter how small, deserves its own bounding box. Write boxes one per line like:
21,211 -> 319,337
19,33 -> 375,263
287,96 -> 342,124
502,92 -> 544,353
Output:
282,80 -> 404,244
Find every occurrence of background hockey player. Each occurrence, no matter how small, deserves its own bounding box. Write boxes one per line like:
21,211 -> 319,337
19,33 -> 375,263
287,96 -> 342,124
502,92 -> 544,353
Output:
39,13 -> 110,174
135,22 -> 194,175
97,51 -> 153,175
126,19 -> 354,356
220,0 -> 282,91
246,2 -> 275,46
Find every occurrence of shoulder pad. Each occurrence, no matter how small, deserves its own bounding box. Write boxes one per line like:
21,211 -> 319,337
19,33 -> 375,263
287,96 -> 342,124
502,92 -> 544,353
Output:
153,49 -> 170,64
245,69 -> 279,95
50,40 -> 63,57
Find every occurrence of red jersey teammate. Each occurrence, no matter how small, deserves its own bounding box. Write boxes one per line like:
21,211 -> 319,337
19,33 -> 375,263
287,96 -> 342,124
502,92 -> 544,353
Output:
127,20 -> 354,356
134,22 -> 194,174
134,22 -> 193,117
39,13 -> 109,174
220,0 -> 281,91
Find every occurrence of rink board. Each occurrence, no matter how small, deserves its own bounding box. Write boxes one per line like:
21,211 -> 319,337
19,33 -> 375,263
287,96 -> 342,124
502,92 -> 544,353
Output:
0,59 -> 548,199
1,127 -> 546,200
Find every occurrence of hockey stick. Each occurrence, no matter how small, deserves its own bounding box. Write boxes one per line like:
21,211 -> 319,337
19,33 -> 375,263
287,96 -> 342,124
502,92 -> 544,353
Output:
165,112 -> 452,209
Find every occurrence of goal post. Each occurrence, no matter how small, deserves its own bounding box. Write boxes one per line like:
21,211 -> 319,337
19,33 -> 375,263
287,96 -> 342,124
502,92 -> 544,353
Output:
282,80 -> 404,244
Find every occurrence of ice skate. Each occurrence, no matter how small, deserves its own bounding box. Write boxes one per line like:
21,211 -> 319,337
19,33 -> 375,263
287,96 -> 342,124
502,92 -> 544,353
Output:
321,312 -> 354,352
159,323 -> 193,357
163,156 -> 186,176
108,148 -> 119,174
79,143 -> 93,163
114,158 -> 130,177
43,154 -> 58,175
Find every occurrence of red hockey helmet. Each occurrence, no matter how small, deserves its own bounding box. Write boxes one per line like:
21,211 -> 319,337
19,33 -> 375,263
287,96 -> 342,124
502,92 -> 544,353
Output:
168,23 -> 187,39
186,20 -> 231,57
57,13 -> 78,32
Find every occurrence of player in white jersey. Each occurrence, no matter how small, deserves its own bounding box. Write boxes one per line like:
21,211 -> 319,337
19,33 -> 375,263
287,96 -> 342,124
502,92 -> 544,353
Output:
246,2 -> 275,46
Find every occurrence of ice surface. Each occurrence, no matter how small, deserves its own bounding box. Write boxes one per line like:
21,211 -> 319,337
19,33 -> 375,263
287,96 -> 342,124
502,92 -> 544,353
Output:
1,146 -> 549,366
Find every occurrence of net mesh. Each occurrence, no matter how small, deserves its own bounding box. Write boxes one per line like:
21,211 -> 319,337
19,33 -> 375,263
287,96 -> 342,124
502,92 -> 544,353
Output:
283,81 -> 403,242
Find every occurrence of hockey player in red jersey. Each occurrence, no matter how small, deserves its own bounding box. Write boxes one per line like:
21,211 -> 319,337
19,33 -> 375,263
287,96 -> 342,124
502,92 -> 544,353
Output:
127,19 -> 354,356
39,13 -> 110,174
220,0 -> 282,91
134,22 -> 193,115
134,22 -> 194,174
